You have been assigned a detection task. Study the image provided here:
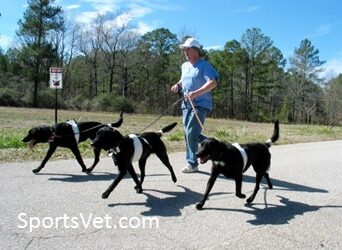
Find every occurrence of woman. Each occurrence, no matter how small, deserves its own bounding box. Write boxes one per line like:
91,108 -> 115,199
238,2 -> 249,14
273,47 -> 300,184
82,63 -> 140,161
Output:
171,37 -> 219,173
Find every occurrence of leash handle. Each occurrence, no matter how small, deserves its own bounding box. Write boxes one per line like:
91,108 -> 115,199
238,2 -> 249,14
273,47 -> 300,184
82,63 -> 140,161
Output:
176,84 -> 204,131
188,98 -> 204,131
177,84 -> 183,98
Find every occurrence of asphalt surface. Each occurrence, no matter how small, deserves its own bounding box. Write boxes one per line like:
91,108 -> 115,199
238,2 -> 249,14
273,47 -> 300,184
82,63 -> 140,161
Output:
1,140 -> 342,249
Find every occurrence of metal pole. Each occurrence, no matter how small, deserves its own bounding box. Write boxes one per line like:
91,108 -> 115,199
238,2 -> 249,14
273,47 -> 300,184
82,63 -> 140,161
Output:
55,88 -> 58,124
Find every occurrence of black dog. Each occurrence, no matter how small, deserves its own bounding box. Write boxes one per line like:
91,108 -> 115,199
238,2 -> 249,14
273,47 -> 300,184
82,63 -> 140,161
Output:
22,112 -> 123,173
91,122 -> 178,199
195,120 -> 279,210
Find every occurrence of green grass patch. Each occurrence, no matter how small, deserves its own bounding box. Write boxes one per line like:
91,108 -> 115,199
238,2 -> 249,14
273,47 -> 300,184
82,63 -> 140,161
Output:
167,130 -> 183,141
1,106 -> 342,163
0,128 -> 27,149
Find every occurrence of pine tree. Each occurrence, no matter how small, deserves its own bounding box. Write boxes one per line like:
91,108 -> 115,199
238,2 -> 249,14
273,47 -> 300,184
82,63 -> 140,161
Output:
16,0 -> 63,107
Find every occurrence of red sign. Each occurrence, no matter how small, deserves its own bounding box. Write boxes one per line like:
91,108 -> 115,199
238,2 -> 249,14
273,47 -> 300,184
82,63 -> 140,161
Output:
49,67 -> 63,89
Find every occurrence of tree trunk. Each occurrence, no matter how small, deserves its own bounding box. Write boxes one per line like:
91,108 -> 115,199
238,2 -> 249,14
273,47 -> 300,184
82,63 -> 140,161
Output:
33,78 -> 39,107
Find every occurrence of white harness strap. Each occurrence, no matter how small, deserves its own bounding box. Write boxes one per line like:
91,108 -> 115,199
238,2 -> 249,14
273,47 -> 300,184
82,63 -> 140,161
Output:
232,143 -> 248,169
129,134 -> 143,162
66,120 -> 80,143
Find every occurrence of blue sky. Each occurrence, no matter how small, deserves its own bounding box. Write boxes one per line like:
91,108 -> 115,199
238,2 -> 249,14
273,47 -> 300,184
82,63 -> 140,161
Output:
1,0 -> 342,79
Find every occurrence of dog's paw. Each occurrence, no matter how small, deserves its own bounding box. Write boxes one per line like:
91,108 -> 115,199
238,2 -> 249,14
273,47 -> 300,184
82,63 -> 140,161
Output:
134,186 -> 143,193
172,176 -> 177,183
32,168 -> 41,174
102,192 -> 109,199
246,196 -> 254,203
236,193 -> 246,199
86,168 -> 93,173
196,203 -> 204,210
81,168 -> 87,172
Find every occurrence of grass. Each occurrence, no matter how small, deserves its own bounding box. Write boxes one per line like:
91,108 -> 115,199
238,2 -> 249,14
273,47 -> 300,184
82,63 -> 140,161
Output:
0,106 -> 341,163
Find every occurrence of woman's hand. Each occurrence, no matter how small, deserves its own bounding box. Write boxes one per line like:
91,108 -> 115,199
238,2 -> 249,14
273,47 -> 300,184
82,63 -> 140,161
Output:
171,83 -> 181,93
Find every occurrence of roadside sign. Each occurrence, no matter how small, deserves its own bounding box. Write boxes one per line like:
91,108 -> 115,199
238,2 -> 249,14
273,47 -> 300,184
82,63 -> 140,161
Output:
49,67 -> 63,89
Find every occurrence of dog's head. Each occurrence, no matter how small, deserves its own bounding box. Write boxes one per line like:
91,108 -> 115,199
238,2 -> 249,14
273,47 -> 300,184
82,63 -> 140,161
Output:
91,126 -> 123,151
196,138 -> 224,164
22,126 -> 55,149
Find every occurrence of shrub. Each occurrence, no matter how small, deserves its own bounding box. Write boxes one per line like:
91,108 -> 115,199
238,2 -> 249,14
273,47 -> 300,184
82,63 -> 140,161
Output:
36,89 -> 67,109
0,88 -> 25,106
90,93 -> 135,113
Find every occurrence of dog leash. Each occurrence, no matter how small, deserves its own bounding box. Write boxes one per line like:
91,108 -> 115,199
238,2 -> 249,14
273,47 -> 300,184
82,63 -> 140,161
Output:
52,122 -> 114,139
139,97 -> 183,133
187,98 -> 205,131
176,85 -> 205,132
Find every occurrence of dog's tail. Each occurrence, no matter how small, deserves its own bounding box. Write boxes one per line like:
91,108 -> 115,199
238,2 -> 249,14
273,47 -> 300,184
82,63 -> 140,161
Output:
158,122 -> 177,136
265,120 -> 279,148
108,111 -> 123,128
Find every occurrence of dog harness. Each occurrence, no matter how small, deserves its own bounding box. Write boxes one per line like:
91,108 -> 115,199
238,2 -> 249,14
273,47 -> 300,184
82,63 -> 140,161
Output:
129,134 -> 144,162
66,120 -> 80,143
109,133 -> 152,165
232,143 -> 248,169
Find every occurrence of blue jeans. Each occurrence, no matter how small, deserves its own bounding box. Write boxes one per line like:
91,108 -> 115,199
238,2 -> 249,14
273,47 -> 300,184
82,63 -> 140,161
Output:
182,106 -> 208,168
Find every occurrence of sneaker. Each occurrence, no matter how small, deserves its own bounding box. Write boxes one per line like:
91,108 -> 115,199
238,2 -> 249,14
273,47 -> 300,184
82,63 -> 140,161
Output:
182,165 -> 198,173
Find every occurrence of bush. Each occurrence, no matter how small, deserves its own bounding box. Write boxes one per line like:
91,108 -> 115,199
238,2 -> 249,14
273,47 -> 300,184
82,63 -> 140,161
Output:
90,93 -> 135,113
36,89 -> 67,109
63,95 -> 91,110
0,88 -> 25,106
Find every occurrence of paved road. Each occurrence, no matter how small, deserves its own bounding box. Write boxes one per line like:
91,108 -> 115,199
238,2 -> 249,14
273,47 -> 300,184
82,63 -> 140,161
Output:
1,140 -> 342,249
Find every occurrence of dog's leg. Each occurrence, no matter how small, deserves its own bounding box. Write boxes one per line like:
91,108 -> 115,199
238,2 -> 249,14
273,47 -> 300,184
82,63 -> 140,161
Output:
138,158 -> 147,185
33,144 -> 57,173
264,172 -> 273,189
247,173 -> 263,203
127,164 -> 143,194
234,174 -> 246,199
155,149 -> 177,183
102,168 -> 128,199
69,145 -> 87,172
196,171 -> 219,210
87,148 -> 101,172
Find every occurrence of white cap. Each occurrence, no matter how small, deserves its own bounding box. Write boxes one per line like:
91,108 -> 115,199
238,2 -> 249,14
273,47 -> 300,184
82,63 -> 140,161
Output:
179,37 -> 202,49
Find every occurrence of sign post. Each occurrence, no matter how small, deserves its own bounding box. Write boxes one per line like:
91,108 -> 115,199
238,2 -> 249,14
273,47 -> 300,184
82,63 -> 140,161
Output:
49,67 -> 63,124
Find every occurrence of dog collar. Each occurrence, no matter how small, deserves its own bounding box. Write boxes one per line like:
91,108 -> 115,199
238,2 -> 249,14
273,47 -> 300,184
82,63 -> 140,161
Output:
107,146 -> 120,156
107,146 -> 120,166
66,120 -> 80,143
107,124 -> 117,130
213,161 -> 226,167
232,143 -> 248,169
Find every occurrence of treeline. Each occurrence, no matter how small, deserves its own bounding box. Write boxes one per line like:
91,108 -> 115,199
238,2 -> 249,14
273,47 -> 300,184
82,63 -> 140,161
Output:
0,0 -> 341,125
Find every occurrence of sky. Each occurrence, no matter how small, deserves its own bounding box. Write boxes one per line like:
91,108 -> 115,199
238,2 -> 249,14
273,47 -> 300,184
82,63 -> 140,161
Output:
0,0 -> 342,80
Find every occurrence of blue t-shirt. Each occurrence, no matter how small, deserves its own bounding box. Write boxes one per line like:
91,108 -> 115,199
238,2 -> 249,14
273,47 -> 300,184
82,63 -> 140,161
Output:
181,58 -> 219,111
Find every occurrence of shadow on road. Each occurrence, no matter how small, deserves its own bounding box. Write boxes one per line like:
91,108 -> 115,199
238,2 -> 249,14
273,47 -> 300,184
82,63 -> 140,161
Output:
43,170 -> 328,194
38,171 -> 172,183
41,171 -> 340,225
205,195 -> 342,225
108,185 -> 203,217
36,172 -> 115,182
197,171 -> 328,194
